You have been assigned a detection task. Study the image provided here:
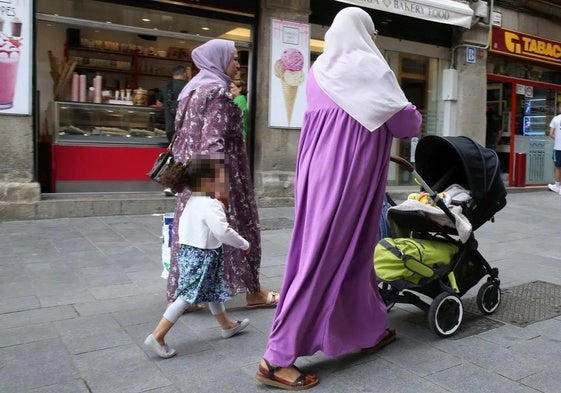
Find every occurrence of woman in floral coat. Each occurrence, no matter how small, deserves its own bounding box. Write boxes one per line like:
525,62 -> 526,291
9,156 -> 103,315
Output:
167,39 -> 278,309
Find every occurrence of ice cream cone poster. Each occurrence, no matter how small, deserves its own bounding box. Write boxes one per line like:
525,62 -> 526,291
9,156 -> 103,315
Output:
0,0 -> 32,115
269,19 -> 309,129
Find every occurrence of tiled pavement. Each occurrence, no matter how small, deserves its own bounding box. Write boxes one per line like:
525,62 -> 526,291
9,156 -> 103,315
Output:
1,191 -> 561,392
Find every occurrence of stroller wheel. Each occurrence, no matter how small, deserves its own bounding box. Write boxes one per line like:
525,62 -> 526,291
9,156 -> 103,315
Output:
428,293 -> 463,337
378,282 -> 396,311
476,281 -> 501,315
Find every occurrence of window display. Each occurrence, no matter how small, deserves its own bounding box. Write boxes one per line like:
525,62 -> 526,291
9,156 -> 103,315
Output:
522,98 -> 548,136
53,101 -> 167,145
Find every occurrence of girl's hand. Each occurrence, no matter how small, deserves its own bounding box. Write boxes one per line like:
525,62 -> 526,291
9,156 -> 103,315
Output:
245,245 -> 251,255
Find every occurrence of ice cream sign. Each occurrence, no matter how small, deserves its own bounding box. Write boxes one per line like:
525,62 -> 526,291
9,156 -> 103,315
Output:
269,19 -> 309,129
0,0 -> 31,115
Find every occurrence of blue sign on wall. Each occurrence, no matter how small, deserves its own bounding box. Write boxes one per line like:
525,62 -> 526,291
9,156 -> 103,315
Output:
466,46 -> 476,64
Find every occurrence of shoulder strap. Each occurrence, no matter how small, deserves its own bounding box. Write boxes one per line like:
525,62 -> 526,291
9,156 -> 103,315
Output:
167,91 -> 193,152
379,239 -> 405,260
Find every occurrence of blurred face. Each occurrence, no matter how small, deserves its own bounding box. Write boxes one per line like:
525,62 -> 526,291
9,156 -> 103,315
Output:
200,165 -> 229,202
226,50 -> 240,79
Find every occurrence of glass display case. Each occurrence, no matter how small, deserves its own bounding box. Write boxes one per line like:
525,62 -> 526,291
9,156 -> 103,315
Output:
53,101 -> 167,145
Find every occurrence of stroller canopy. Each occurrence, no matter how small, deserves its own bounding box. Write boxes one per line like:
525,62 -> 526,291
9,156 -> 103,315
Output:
414,135 -> 507,230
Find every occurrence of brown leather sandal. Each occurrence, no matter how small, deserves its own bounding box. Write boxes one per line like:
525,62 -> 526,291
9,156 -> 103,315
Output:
255,359 -> 318,391
361,327 -> 397,354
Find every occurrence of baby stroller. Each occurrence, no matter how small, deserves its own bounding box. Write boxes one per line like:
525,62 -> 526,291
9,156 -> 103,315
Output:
375,135 -> 507,337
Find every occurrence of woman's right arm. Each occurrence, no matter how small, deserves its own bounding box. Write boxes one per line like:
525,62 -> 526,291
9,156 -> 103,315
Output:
206,199 -> 250,250
385,103 -> 423,140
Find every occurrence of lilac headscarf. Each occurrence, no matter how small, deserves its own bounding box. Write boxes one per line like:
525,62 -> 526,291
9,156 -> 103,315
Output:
177,39 -> 236,100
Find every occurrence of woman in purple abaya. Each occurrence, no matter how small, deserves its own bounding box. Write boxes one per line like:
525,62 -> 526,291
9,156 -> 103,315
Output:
167,39 -> 278,310
256,7 -> 422,390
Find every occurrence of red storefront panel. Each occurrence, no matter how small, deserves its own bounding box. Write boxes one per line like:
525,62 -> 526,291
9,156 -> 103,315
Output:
52,144 -> 166,181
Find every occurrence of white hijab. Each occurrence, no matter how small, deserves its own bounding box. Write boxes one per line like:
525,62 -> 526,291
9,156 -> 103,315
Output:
313,7 -> 409,131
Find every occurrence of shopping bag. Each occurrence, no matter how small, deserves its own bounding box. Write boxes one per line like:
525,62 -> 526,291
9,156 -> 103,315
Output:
161,213 -> 174,279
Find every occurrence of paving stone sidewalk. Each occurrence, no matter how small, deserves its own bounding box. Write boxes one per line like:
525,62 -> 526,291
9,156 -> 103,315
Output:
1,191 -> 561,392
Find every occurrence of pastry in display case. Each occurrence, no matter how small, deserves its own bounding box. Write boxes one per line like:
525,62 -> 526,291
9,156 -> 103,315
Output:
53,101 -> 167,145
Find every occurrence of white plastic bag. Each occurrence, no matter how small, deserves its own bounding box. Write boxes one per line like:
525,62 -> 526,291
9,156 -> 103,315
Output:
161,213 -> 174,279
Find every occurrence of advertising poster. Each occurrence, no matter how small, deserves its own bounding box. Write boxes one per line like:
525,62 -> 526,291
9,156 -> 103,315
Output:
0,0 -> 32,115
269,19 -> 309,129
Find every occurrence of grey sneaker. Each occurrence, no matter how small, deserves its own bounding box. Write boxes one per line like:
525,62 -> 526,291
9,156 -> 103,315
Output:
221,318 -> 250,339
547,183 -> 560,193
144,334 -> 177,358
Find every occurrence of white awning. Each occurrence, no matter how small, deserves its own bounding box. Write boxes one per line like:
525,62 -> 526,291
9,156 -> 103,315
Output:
335,0 -> 474,29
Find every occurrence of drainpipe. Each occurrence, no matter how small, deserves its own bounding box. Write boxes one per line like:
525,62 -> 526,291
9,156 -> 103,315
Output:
442,0 -> 494,137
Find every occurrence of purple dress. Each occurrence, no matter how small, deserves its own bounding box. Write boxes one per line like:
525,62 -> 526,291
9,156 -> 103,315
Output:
264,69 -> 422,367
167,83 -> 261,302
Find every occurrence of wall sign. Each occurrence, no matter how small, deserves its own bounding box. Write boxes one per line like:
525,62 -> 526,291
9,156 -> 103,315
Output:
491,27 -> 561,67
466,46 -> 476,64
335,0 -> 474,28
492,10 -> 502,27
269,19 -> 309,129
0,0 -> 32,115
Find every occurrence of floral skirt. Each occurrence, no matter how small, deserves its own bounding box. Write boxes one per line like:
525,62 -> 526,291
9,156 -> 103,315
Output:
174,244 -> 230,305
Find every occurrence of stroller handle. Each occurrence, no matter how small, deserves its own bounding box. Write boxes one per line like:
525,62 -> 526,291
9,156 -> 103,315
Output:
390,155 -> 459,227
390,155 -> 414,172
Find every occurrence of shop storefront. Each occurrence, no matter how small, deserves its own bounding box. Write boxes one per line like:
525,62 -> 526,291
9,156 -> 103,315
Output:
487,27 -> 561,186
34,0 -> 256,192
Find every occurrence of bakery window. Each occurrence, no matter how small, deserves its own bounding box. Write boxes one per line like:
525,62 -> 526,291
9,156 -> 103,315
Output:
53,101 -> 166,145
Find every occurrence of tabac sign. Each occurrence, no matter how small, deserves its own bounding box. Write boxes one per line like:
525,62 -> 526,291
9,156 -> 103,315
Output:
491,27 -> 561,67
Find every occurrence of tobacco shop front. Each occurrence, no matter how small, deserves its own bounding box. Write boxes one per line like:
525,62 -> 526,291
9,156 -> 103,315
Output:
487,27 -> 561,186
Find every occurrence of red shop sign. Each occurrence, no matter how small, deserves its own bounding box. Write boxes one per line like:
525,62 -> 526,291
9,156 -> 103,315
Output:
490,27 -> 561,67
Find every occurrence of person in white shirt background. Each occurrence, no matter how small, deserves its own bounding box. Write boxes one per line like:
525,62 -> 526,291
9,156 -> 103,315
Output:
548,102 -> 561,194
144,155 -> 251,358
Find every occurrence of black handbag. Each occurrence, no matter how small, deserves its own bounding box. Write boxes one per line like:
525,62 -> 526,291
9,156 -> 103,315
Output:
148,93 -> 190,183
147,132 -> 177,183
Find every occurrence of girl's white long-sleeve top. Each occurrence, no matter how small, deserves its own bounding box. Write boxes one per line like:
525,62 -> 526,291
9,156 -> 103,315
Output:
178,196 -> 249,250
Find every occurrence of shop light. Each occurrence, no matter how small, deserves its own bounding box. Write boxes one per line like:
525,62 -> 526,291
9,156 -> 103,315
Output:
219,27 -> 251,41
142,18 -> 151,22
310,38 -> 324,53
201,27 -> 210,31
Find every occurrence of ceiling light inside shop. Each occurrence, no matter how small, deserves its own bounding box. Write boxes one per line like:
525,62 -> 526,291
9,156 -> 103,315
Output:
310,38 -> 324,53
201,27 -> 210,31
142,18 -> 151,22
219,27 -> 251,41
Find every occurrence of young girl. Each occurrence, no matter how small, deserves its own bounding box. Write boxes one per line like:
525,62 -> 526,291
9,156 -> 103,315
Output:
145,155 -> 251,358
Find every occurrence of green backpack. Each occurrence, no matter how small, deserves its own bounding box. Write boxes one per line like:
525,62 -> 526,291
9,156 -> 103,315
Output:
374,238 -> 459,287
